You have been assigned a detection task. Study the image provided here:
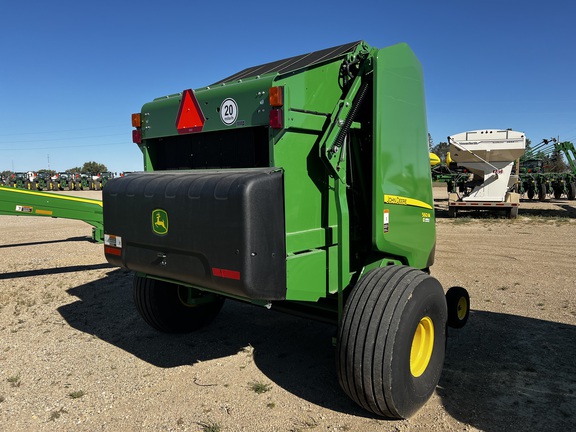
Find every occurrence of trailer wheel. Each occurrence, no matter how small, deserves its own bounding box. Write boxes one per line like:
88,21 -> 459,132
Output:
337,266 -> 447,419
445,286 -> 470,329
133,275 -> 225,333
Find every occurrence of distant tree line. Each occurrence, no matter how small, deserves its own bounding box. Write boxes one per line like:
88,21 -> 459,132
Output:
1,161 -> 109,178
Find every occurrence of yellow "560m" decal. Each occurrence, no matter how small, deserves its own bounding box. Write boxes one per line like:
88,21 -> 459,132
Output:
384,194 -> 433,210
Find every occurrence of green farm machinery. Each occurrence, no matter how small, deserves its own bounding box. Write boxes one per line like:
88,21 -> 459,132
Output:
49,172 -> 74,191
518,139 -> 576,200
7,172 -> 28,188
69,173 -> 90,191
0,41 -> 470,418
89,171 -> 114,190
0,187 -> 103,241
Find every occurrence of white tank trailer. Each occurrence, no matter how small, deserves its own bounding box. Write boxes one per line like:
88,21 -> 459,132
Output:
447,129 -> 526,218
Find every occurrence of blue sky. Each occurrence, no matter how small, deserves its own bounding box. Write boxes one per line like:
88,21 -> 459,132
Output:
1,0 -> 574,174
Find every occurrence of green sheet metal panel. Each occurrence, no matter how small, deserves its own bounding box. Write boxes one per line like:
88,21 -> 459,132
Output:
272,55 -> 349,254
372,43 -> 435,269
141,76 -> 276,140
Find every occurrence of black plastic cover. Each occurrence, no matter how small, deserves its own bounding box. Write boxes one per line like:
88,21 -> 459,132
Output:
103,169 -> 286,300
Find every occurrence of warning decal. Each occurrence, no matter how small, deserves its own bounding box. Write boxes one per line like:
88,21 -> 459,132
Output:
176,89 -> 205,134
15,205 -> 33,213
383,209 -> 390,234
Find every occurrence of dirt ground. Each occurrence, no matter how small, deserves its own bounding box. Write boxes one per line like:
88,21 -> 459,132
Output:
0,187 -> 575,431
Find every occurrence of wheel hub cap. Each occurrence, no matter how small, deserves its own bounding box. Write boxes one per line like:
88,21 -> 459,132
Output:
410,316 -> 434,377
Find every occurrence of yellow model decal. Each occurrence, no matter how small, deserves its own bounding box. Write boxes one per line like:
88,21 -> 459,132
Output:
384,194 -> 433,210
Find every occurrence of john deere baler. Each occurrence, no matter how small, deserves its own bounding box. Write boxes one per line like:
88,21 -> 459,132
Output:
102,41 -> 469,418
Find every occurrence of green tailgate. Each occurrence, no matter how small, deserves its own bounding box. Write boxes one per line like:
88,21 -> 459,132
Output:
372,43 -> 435,269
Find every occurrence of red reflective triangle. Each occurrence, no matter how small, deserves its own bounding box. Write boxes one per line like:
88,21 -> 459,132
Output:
176,89 -> 205,133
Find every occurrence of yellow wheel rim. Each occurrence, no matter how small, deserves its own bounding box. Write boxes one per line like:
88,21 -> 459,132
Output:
457,297 -> 468,320
410,316 -> 434,377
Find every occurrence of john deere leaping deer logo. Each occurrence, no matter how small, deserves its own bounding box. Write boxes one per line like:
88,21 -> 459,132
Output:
152,209 -> 169,235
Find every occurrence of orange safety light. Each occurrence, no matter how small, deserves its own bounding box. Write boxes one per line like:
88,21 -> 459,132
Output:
131,113 -> 142,128
269,86 -> 283,107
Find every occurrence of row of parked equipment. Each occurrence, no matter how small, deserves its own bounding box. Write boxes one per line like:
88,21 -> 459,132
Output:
431,134 -> 576,217
1,171 -> 115,191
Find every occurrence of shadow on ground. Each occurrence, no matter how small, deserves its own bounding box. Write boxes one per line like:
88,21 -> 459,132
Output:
57,268 -> 367,416
0,235 -> 93,249
441,310 -> 576,431
59,270 -> 576,428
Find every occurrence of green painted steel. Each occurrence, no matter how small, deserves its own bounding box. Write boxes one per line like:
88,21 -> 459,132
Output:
128,40 -> 435,304
0,186 -> 104,242
372,44 -> 435,268
141,78 -> 275,141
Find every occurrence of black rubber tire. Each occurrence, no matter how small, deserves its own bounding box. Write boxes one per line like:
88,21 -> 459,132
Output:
527,187 -> 535,200
568,182 -> 576,200
337,266 -> 447,419
538,183 -> 547,201
133,275 -> 225,333
553,187 -> 562,200
445,286 -> 470,329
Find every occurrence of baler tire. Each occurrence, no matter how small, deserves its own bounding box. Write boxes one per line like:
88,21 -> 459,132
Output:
445,286 -> 470,329
133,275 -> 225,333
337,265 -> 447,419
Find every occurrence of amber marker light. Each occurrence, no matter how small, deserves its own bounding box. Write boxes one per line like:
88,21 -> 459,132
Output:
269,86 -> 283,107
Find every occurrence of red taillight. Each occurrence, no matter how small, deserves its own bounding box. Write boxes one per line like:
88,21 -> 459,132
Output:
132,129 -> 142,144
269,108 -> 283,129
269,86 -> 284,129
